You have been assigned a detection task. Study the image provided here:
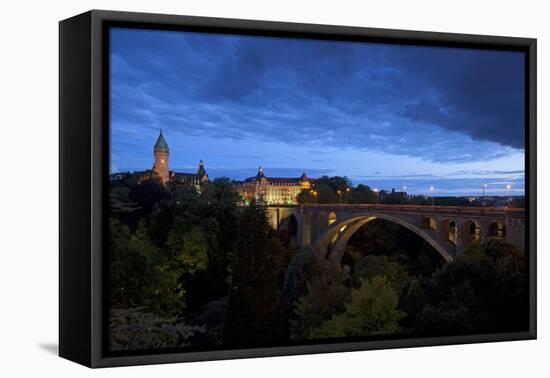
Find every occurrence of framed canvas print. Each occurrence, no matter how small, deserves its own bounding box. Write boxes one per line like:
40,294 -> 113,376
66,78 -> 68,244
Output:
59,10 -> 537,368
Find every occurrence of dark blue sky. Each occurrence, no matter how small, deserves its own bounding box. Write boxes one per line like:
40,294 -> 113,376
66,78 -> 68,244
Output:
109,27 -> 525,196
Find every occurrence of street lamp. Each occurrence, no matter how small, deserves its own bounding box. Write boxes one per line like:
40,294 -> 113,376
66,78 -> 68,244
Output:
482,183 -> 488,201
429,186 -> 435,206
373,188 -> 379,204
506,184 -> 512,207
337,189 -> 342,203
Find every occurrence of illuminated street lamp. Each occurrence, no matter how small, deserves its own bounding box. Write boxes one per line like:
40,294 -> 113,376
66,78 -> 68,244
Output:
310,189 -> 317,203
373,188 -> 379,204
482,183 -> 488,201
429,186 -> 435,206
337,189 -> 342,203
506,184 -> 512,207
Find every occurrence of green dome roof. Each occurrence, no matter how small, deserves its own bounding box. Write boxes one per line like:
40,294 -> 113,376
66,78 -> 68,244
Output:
154,130 -> 169,152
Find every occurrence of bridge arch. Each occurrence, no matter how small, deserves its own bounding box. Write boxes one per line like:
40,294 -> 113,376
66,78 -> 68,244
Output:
314,213 -> 454,263
422,216 -> 437,231
441,218 -> 458,246
488,221 -> 506,238
461,220 -> 480,244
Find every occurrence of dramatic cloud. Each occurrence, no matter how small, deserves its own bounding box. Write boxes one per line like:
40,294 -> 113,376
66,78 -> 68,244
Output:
109,27 -> 526,195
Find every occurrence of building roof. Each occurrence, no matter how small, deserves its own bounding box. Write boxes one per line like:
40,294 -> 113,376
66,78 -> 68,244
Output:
242,168 -> 316,185
172,172 -> 199,178
170,161 -> 207,182
154,130 -> 169,152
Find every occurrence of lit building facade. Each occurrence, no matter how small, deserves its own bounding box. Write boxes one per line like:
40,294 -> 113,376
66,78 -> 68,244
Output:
234,167 -> 315,205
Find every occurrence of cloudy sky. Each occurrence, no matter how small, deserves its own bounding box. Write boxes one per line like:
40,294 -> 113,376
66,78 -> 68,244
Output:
109,27 -> 526,196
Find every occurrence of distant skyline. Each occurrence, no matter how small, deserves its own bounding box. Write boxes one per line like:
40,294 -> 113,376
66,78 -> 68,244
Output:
109,27 -> 525,196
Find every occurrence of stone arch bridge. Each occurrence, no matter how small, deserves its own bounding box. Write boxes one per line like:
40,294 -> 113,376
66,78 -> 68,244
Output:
266,204 -> 525,262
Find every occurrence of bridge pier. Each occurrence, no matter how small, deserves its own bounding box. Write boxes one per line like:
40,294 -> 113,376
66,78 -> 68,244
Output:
455,228 -> 465,257
300,211 -> 312,248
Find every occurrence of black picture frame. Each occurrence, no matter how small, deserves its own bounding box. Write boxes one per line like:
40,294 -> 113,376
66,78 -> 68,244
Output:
59,9 -> 537,368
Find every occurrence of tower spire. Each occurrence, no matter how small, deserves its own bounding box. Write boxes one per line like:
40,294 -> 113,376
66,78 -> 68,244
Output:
154,129 -> 169,152
197,159 -> 207,178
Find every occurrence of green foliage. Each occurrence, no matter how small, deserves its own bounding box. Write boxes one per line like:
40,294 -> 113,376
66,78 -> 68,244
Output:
110,185 -> 131,202
314,276 -> 405,338
148,199 -> 176,246
172,226 -> 210,273
297,176 -> 377,204
188,299 -> 227,346
225,202 -> 285,344
109,219 -> 184,316
290,261 -> 351,340
417,238 -> 527,333
109,170 -> 527,348
110,308 -> 205,351
316,176 -> 352,193
316,183 -> 338,203
297,189 -> 317,204
350,255 -> 408,289
269,235 -> 297,288
129,177 -> 171,213
347,184 -> 377,204
398,277 -> 426,329
171,182 -> 200,207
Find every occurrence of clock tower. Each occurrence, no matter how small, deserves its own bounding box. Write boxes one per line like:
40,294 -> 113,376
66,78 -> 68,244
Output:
153,130 -> 169,184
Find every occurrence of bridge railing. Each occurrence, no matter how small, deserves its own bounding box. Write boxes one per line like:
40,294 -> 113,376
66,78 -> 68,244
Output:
295,204 -> 525,219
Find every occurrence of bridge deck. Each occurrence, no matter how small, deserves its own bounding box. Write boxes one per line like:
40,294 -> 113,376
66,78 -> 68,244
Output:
268,204 -> 525,218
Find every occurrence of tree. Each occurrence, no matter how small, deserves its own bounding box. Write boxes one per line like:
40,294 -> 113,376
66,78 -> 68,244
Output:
314,275 -> 405,338
110,307 -> 205,351
269,235 -> 297,289
172,226 -> 209,274
347,184 -> 377,204
317,176 -> 352,193
417,238 -> 528,334
315,183 -> 338,204
109,219 -> 183,316
170,182 -> 200,209
290,261 -> 351,340
349,255 -> 408,289
129,177 -> 171,214
224,202 -> 285,344
297,189 -> 317,204
148,199 -> 176,247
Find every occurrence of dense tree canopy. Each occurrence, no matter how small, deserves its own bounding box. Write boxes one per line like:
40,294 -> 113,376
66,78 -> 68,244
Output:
108,175 -> 528,351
